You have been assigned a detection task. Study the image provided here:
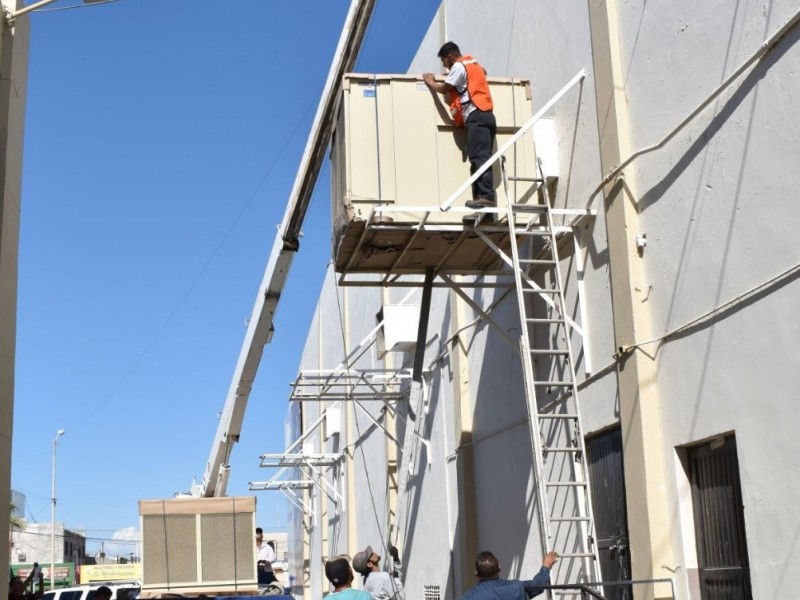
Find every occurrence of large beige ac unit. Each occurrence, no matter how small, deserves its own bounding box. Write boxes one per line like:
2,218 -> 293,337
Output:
331,73 -> 538,274
139,496 -> 257,596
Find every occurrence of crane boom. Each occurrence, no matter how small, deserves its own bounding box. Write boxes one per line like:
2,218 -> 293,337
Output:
192,0 -> 377,498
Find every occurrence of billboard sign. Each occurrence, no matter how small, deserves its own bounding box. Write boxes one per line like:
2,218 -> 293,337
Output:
80,564 -> 142,583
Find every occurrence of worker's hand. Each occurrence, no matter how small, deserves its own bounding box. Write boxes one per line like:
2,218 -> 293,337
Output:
543,551 -> 558,569
422,73 -> 435,87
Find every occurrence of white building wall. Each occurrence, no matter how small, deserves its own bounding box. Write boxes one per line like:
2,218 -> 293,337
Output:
607,2 -> 800,598
0,2 -> 30,593
287,1 -> 800,598
12,523 -> 66,564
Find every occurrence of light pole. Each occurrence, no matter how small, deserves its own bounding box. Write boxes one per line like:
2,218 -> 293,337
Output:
50,429 -> 64,591
4,0 -> 118,24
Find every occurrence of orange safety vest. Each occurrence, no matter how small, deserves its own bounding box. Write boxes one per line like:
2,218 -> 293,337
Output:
447,55 -> 494,127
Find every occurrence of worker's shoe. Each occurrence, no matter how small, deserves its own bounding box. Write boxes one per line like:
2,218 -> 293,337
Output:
465,197 -> 496,209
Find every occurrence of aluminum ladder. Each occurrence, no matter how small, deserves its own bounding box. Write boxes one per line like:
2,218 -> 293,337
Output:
501,160 -> 602,593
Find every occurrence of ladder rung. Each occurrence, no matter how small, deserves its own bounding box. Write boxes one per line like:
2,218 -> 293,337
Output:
543,447 -> 581,453
537,414 -> 579,419
508,178 -> 545,183
557,553 -> 596,558
518,258 -> 556,265
529,349 -> 569,355
526,318 -> 564,324
533,381 -> 574,386
515,230 -> 553,236
522,288 -> 561,294
550,517 -> 591,522
545,481 -> 587,486
510,204 -> 547,212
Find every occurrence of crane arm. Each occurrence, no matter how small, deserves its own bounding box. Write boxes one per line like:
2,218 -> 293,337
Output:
191,0 -> 377,498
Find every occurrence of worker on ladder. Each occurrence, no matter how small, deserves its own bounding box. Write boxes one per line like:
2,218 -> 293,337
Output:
423,42 -> 497,222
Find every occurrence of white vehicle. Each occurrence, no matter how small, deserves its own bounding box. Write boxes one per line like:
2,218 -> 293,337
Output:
41,582 -> 140,600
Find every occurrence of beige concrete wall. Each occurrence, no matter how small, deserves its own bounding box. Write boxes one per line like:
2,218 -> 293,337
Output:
0,4 -> 29,600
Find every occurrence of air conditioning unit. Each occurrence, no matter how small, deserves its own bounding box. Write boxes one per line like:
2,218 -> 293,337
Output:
139,496 -> 257,597
376,304 -> 421,357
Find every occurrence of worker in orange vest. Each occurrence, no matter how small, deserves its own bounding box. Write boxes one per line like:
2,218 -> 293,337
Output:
423,42 -> 497,221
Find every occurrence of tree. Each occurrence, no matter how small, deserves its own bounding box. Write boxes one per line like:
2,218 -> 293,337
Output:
10,503 -> 24,530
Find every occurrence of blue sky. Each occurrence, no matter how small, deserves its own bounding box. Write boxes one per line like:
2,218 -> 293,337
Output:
12,0 -> 439,558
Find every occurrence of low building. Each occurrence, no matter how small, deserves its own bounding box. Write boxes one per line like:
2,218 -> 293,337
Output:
12,523 -> 86,569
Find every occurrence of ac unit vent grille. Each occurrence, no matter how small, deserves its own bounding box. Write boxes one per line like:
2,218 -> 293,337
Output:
424,585 -> 441,600
142,514 -> 197,584
200,512 -> 254,582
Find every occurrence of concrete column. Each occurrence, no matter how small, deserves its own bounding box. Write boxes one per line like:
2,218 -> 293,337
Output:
448,284 -> 477,597
0,5 -> 29,600
383,287 -> 398,556
587,2 -> 674,598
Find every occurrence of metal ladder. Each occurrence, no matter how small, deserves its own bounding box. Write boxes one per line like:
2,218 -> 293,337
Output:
501,161 -> 602,592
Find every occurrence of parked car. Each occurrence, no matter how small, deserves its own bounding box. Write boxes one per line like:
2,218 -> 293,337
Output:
42,582 -> 140,600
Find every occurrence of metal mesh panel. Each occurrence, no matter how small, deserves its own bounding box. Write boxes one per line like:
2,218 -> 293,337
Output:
142,514 -> 197,585
200,512 -> 255,583
423,585 -> 441,600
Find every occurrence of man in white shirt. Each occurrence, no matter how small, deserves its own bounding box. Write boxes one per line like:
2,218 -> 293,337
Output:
255,527 -> 278,585
255,527 -> 277,562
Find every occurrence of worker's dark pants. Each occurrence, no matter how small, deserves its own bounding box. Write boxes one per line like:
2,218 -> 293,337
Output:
466,109 -> 497,201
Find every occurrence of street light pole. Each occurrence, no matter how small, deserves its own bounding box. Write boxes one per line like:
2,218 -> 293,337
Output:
50,429 -> 64,591
4,0 -> 118,24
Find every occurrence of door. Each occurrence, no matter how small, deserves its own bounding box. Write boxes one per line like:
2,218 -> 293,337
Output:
689,436 -> 752,600
586,427 -> 631,600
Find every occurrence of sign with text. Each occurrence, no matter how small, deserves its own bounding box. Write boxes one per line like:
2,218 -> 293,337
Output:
12,563 -> 75,587
80,564 -> 142,583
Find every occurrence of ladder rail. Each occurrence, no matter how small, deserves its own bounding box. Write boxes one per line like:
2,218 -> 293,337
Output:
538,158 -> 602,581
500,166 -> 554,554
491,148 -> 601,591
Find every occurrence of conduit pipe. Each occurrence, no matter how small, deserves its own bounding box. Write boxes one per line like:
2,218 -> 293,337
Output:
588,7 -> 800,204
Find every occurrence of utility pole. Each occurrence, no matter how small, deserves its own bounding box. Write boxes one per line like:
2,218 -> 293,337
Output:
51,429 -> 64,590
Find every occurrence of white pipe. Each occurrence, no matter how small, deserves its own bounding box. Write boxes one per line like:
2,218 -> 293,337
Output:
588,7 -> 800,203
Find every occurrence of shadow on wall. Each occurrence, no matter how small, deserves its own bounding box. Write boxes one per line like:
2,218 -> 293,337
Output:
466,285 -> 540,578
637,15 -> 800,438
636,15 -> 798,215
400,297 -> 456,599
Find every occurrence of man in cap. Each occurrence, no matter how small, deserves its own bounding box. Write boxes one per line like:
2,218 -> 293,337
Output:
462,550 -> 558,599
324,556 -> 371,599
351,545 -> 404,600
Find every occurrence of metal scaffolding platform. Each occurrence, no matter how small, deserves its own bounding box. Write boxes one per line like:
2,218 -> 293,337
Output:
335,204 -> 595,288
289,368 -> 412,402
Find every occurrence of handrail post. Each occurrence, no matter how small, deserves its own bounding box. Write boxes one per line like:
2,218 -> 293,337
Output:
440,70 -> 586,211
